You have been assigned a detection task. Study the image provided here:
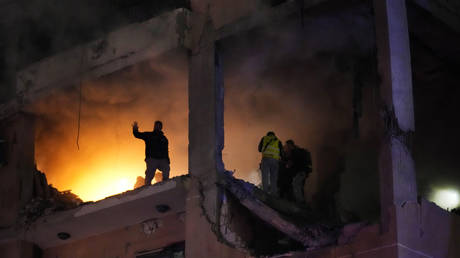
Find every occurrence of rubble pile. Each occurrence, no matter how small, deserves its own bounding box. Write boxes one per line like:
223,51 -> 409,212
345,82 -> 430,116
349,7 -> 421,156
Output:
218,171 -> 341,254
19,169 -> 82,226
133,176 -> 145,189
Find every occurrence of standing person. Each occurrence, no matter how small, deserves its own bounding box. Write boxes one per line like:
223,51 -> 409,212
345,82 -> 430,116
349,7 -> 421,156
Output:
132,120 -> 170,185
258,131 -> 283,196
284,139 -> 312,203
278,152 -> 296,201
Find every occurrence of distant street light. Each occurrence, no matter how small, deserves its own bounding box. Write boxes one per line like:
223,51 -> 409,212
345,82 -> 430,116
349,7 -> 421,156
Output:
432,188 -> 460,210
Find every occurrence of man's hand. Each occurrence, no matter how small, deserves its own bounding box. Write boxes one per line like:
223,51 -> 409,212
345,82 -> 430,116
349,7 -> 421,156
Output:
132,121 -> 139,131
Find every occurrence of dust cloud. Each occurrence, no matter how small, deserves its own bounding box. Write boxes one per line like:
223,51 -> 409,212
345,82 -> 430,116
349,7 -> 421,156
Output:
221,7 -> 378,180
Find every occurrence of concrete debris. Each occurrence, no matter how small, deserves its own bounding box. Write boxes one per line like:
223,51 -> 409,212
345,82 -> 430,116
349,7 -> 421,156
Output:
142,219 -> 163,235
19,169 -> 82,226
134,176 -> 145,189
218,172 -> 340,249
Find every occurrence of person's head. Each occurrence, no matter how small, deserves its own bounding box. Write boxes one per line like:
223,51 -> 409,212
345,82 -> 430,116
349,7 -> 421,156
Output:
154,121 -> 163,131
285,139 -> 295,152
266,131 -> 275,137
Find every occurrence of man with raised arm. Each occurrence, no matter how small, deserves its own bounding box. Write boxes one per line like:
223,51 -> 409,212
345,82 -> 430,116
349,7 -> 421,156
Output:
132,120 -> 170,185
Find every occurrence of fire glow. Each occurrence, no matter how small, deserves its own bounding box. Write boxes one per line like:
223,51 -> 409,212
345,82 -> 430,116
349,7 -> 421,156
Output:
35,128 -> 185,201
33,58 -> 189,201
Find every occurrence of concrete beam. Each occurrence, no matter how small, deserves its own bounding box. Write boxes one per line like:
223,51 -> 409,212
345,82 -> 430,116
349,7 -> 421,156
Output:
0,0 -> 338,121
220,173 -> 337,248
0,8 -> 191,121
411,0 -> 460,34
4,179 -> 187,249
216,0 -> 329,40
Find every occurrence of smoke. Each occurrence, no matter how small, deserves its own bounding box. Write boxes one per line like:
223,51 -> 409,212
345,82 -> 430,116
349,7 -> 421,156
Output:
222,3 -> 375,200
220,3 -> 460,219
15,1 -> 130,68
28,1 -> 460,216
220,5 -> 381,219
31,3 -> 383,215
1,0 -> 188,105
33,49 -> 188,201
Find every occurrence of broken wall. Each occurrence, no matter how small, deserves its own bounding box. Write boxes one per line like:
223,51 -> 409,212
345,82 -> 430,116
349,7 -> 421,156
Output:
285,201 -> 460,258
0,113 -> 35,227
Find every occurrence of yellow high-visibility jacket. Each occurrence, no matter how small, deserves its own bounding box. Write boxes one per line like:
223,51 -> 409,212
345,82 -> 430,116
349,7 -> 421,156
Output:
261,135 -> 281,160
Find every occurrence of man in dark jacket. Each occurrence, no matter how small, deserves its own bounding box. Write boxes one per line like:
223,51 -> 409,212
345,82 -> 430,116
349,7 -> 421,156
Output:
282,139 -> 312,203
132,120 -> 170,185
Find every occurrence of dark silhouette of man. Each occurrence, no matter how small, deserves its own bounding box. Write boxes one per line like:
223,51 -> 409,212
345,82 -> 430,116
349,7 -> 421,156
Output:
281,139 -> 312,203
132,120 -> 170,185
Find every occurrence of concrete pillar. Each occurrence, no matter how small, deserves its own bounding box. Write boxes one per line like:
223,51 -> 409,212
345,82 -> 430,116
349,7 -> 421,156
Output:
0,113 -> 35,227
373,0 -> 417,227
373,2 -> 428,257
185,12 -> 243,258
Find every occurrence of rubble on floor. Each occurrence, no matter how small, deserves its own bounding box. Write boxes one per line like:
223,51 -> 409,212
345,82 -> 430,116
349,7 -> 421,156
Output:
20,172 -> 191,227
19,169 -> 82,227
134,176 -> 145,189
218,171 -> 341,255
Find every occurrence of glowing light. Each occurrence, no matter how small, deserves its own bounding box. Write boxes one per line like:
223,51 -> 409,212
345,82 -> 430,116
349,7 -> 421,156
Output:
246,169 -> 261,186
432,189 -> 460,210
33,59 -> 189,202
118,178 -> 130,190
72,165 -> 140,201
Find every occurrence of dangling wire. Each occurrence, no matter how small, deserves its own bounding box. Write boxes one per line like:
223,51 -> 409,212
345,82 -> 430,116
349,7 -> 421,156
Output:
76,79 -> 82,150
76,49 -> 85,150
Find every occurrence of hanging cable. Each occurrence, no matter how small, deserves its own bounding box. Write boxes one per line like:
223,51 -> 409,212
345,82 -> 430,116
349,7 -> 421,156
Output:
76,79 -> 82,150
76,49 -> 85,150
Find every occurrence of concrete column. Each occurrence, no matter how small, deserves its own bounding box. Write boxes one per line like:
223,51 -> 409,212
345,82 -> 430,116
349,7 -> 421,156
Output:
185,13 -> 243,258
0,113 -> 35,227
373,0 -> 417,226
373,3 -> 428,256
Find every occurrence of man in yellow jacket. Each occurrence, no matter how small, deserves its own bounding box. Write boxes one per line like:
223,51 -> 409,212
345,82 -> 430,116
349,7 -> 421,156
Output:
258,131 -> 283,196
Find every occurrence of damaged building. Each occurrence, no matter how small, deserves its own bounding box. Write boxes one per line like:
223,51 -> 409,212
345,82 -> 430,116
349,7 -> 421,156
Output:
1,0 -> 460,257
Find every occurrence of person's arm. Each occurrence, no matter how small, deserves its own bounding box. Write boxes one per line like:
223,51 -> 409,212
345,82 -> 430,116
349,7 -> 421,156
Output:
132,121 -> 146,139
258,137 -> 264,152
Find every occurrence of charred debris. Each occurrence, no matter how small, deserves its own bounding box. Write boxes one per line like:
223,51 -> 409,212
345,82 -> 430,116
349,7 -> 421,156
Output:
19,169 -> 345,256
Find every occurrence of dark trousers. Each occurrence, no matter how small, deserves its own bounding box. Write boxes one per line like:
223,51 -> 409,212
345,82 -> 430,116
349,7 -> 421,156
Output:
145,158 -> 170,185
